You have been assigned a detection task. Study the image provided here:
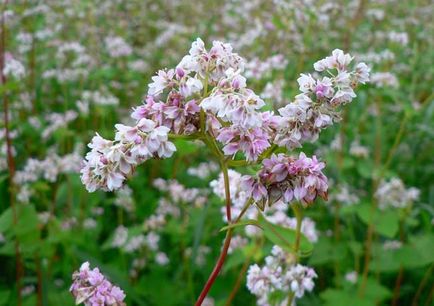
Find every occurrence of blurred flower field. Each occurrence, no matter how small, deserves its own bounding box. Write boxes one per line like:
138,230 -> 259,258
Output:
0,0 -> 433,305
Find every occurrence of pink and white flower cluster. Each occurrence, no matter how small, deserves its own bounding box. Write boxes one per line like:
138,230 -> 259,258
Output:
70,262 -> 126,306
275,49 -> 370,149
246,246 -> 317,305
81,120 -> 176,192
81,39 -> 368,192
242,153 -> 328,209
375,177 -> 420,210
211,169 -> 319,242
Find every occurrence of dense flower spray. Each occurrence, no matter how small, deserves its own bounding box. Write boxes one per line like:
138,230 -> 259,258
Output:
80,38 -> 369,305
70,262 -> 126,306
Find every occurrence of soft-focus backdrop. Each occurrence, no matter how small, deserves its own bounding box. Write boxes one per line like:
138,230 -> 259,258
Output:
0,1 -> 433,306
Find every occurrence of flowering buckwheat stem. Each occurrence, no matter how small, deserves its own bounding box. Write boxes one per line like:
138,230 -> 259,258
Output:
195,161 -> 233,305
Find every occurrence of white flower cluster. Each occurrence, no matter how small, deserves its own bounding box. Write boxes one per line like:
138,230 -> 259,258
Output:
187,161 -> 219,179
104,36 -> 133,58
112,227 -> 161,256
81,119 -> 176,192
81,90 -> 119,106
3,53 -> 25,80
275,49 -> 370,150
145,179 -> 208,231
246,246 -> 317,305
14,149 -> 82,203
114,186 -> 135,213
330,184 -> 359,206
349,139 -> 370,158
42,110 -> 78,139
153,178 -> 207,207
81,39 -> 369,192
375,178 -> 419,210
185,245 -> 212,267
370,72 -> 399,88
244,54 -> 288,80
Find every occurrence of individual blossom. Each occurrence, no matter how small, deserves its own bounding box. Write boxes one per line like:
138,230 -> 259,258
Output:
70,262 -> 126,306
345,271 -> 358,284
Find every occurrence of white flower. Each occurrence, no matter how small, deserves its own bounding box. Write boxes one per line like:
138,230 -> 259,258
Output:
148,69 -> 175,96
355,63 -> 370,84
180,76 -> 203,97
155,252 -> 170,265
345,271 -> 358,284
285,264 -> 317,298
314,49 -> 353,72
297,73 -> 316,93
3,55 -> 25,79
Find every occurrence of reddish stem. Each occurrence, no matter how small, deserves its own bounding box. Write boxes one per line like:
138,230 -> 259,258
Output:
195,230 -> 233,306
1,2 -> 23,304
195,162 -> 232,305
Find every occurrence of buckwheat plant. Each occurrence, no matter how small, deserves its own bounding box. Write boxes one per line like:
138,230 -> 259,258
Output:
80,38 -> 369,305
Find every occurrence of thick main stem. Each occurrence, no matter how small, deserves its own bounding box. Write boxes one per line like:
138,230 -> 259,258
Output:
1,2 -> 23,305
195,161 -> 232,305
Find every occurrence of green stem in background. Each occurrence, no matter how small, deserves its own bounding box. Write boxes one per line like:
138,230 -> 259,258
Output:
359,96 -> 382,297
0,2 -> 23,304
411,263 -> 433,306
35,255 -> 43,306
292,204 -> 303,258
391,215 -> 406,306
359,96 -> 411,297
287,203 -> 303,306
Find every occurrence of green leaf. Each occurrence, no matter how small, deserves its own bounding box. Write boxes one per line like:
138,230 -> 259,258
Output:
321,289 -> 372,306
362,278 -> 392,301
0,290 -> 11,306
356,204 -> 399,238
309,237 -> 346,265
257,214 -> 313,257
223,250 -> 246,274
14,205 -> 39,236
321,278 -> 391,306
173,139 -> 197,156
0,208 -> 13,233
220,219 -> 260,232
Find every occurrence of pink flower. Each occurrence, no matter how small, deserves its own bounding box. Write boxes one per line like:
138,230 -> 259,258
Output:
70,262 -> 126,306
242,153 -> 328,208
